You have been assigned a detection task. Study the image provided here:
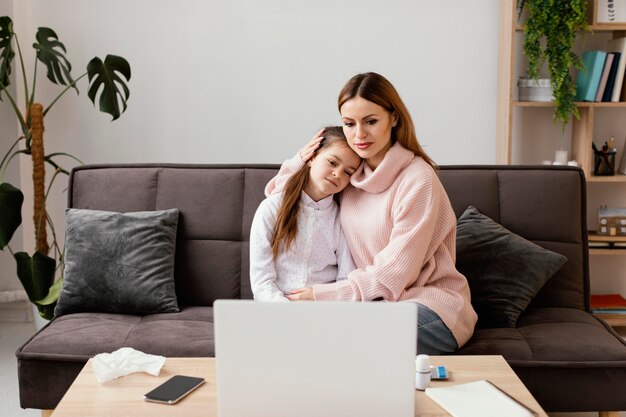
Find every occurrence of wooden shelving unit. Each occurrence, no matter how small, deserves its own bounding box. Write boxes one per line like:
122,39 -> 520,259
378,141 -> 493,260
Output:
512,101 -> 626,108
497,0 -> 626,327
497,1 -> 626,176
594,313 -> 626,327
588,232 -> 626,242
588,232 -> 626,254
587,174 -> 626,183
590,248 -> 626,255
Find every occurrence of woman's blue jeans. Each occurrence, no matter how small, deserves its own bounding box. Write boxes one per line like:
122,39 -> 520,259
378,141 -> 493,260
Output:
417,304 -> 458,355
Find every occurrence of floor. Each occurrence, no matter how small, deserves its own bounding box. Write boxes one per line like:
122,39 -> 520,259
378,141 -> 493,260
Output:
1,302 -> 40,417
0,303 -> 624,417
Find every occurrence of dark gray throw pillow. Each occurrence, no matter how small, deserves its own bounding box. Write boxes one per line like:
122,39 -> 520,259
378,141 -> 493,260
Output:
55,208 -> 180,316
456,205 -> 567,328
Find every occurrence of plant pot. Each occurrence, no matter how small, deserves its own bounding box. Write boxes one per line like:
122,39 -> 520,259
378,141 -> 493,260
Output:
518,78 -> 554,102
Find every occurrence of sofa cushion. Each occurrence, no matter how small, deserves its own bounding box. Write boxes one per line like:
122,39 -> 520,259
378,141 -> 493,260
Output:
16,307 -> 215,410
55,208 -> 180,316
18,307 -> 215,360
458,307 -> 626,411
456,205 -> 567,328
458,307 -> 626,362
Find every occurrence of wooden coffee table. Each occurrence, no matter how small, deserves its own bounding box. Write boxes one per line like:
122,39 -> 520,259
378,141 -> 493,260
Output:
46,355 -> 546,417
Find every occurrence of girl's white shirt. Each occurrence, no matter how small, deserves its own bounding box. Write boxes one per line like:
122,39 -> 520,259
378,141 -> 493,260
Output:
249,191 -> 355,302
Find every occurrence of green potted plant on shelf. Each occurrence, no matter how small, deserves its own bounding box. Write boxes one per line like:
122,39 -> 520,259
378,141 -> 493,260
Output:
517,0 -> 588,127
0,15 -> 131,319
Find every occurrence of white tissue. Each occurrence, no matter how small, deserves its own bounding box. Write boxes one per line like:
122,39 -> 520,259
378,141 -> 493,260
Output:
92,347 -> 166,383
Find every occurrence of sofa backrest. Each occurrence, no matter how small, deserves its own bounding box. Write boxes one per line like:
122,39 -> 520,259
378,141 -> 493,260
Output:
438,166 -> 588,311
68,164 -> 279,305
68,164 -> 588,310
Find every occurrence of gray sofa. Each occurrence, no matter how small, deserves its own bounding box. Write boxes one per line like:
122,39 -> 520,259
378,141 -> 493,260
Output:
16,164 -> 626,413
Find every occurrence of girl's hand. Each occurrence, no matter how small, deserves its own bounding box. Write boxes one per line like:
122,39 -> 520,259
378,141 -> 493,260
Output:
299,129 -> 325,162
286,287 -> 314,301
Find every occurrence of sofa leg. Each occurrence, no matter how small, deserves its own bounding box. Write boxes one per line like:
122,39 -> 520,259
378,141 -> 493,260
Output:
41,410 -> 53,417
599,412 -> 620,417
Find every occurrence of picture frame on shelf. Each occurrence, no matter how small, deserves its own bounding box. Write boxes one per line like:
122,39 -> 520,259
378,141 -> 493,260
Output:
597,0 -> 626,23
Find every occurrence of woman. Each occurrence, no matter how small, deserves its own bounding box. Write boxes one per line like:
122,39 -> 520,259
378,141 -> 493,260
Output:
266,72 -> 477,354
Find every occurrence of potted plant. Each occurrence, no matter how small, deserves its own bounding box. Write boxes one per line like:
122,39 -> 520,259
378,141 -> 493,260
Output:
0,16 -> 131,319
517,0 -> 588,126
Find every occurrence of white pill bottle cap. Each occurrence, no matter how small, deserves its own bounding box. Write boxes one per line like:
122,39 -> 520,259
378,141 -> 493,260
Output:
415,354 -> 431,391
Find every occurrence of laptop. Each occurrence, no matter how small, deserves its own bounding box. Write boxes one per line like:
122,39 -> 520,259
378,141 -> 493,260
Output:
213,300 -> 417,417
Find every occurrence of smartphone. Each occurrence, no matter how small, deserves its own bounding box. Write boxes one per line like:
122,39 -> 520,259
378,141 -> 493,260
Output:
144,375 -> 205,404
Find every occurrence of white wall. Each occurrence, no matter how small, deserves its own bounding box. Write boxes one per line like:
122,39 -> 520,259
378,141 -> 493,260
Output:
0,0 -> 24,294
7,1 -> 500,257
11,0 -> 499,164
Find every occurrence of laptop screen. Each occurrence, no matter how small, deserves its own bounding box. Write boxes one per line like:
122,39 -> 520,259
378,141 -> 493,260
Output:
214,300 -> 417,417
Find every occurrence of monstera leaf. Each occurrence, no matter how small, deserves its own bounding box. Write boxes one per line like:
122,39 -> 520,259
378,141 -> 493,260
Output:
0,16 -> 15,95
87,55 -> 131,120
33,26 -> 76,91
0,182 -> 23,249
15,251 -> 57,319
37,276 -> 63,306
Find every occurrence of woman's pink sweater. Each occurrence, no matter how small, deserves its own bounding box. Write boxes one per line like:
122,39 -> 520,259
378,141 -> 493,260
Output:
265,142 -> 477,346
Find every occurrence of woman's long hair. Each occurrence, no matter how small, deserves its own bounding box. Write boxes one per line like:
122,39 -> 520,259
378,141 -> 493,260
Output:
338,72 -> 435,169
271,126 -> 347,259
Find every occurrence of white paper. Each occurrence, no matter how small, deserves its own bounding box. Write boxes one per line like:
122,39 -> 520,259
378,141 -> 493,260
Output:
92,347 -> 166,383
425,380 -> 536,417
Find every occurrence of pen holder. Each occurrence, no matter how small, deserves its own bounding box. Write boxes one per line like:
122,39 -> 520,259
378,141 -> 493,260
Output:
594,150 -> 617,176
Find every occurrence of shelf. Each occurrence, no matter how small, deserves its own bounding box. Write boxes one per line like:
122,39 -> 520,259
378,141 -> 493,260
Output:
587,174 -> 626,183
588,233 -> 626,254
513,101 -> 626,108
515,24 -> 626,32
588,232 -> 626,242
589,248 -> 626,255
590,24 -> 626,31
594,313 -> 626,327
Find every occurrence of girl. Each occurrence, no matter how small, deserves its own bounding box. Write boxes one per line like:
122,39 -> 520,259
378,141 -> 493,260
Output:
250,127 -> 361,302
265,73 -> 478,354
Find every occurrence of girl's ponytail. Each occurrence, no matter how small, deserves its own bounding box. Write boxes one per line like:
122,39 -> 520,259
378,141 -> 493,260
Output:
270,126 -> 346,259
271,165 -> 309,259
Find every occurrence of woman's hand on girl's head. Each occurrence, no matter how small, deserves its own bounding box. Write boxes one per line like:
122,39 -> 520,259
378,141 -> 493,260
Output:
285,287 -> 314,301
299,129 -> 325,162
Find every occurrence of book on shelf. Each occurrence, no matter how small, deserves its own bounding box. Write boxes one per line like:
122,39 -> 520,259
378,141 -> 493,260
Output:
591,294 -> 626,311
575,50 -> 607,101
596,53 -> 614,101
607,37 -> 626,102
602,52 -> 621,102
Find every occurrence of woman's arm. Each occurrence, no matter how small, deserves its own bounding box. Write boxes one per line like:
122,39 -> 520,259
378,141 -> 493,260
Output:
264,154 -> 304,196
264,131 -> 324,196
249,198 -> 290,302
314,170 -> 453,301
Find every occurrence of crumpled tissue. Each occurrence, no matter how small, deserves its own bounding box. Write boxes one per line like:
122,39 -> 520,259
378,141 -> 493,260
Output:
92,347 -> 166,383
